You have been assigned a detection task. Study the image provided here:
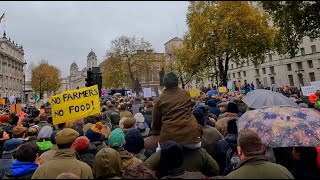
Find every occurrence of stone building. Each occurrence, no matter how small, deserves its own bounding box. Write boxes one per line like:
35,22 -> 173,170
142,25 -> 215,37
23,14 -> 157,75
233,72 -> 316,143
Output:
58,49 -> 98,93
135,50 -> 166,93
228,37 -> 320,89
99,50 -> 166,94
0,32 -> 25,98
164,37 -> 214,89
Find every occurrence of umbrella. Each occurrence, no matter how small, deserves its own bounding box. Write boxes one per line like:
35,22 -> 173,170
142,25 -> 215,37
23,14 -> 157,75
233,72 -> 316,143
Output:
238,106 -> 320,147
207,90 -> 218,96
242,89 -> 298,109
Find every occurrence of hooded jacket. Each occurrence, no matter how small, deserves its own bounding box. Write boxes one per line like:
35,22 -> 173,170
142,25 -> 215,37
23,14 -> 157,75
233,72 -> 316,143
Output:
3,160 -> 38,179
117,149 -> 142,170
93,148 -> 122,179
207,99 -> 221,117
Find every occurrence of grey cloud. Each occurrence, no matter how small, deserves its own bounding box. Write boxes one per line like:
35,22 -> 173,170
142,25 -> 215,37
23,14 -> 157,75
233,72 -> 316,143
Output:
0,1 -> 188,78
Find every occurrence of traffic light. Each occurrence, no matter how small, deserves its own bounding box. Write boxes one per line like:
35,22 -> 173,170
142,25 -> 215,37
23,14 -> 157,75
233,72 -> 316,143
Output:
97,73 -> 102,97
85,69 -> 93,87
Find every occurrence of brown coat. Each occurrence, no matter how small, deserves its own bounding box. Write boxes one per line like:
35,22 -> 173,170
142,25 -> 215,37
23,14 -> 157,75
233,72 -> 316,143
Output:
150,87 -> 202,145
32,149 -> 93,179
201,125 -> 224,157
215,116 -> 239,137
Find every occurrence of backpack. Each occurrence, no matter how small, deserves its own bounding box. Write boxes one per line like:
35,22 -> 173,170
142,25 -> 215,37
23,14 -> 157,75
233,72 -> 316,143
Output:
223,139 -> 240,169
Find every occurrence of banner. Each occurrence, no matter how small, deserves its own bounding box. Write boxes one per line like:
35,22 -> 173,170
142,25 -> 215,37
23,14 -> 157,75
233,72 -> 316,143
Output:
49,85 -> 100,125
218,86 -> 228,93
189,88 -> 200,98
301,86 -> 316,96
143,88 -> 152,98
0,98 -> 5,105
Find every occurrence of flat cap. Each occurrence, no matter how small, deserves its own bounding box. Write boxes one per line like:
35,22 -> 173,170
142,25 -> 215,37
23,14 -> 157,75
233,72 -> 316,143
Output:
218,102 -> 228,108
55,128 -> 79,145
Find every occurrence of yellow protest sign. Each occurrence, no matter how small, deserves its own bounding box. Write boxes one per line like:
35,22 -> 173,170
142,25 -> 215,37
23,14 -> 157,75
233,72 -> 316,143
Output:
0,98 -> 5,105
218,86 -> 228,93
189,88 -> 201,98
49,85 -> 100,125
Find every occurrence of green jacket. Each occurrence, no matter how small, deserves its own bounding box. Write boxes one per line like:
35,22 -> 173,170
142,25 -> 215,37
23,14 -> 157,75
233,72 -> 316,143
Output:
145,147 -> 219,177
32,149 -> 93,179
227,156 -> 294,179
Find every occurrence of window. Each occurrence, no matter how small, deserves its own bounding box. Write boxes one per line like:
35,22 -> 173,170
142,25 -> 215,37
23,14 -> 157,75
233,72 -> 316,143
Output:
309,72 -> 315,82
311,45 -> 317,53
262,68 -> 266,74
298,74 -> 304,86
243,71 -> 246,77
231,64 -> 234,69
270,77 -> 275,85
288,75 -> 294,86
269,54 -> 272,61
308,60 -> 313,68
236,63 -> 239,68
287,64 -> 292,71
255,69 -> 260,76
297,62 -> 303,69
300,48 -> 305,55
157,64 -> 161,71
238,72 -> 241,78
270,66 -> 275,74
233,73 -> 235,78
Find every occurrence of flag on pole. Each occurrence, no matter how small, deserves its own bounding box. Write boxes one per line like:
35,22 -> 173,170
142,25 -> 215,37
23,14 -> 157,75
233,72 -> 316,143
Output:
0,13 -> 4,23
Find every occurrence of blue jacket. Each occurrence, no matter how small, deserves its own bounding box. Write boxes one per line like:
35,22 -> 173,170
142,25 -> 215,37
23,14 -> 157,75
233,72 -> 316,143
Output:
207,99 -> 221,117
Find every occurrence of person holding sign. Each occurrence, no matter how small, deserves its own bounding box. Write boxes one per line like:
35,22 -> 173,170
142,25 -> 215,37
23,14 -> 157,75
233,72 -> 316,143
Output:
149,72 -> 202,148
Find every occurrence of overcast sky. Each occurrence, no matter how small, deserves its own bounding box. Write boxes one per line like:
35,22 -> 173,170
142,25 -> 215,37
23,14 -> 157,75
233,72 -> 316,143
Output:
0,1 -> 189,78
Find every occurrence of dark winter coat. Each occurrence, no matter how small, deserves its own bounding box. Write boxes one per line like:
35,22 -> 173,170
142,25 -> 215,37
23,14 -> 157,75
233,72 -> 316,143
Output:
227,156 -> 294,179
145,147 -> 219,177
214,134 -> 238,175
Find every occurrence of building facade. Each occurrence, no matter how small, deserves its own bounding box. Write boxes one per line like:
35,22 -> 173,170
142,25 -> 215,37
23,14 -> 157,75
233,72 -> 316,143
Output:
58,49 -> 98,93
228,36 -> 320,88
0,32 -> 25,98
164,37 -> 214,89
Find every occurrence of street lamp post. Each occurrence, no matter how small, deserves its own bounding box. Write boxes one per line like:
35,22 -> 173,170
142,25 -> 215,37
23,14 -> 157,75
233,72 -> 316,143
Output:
23,60 -> 27,103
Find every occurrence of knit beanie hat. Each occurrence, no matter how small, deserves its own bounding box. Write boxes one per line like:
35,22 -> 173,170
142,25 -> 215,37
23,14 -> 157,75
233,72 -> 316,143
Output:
108,128 -> 125,148
91,122 -> 103,134
163,72 -> 179,89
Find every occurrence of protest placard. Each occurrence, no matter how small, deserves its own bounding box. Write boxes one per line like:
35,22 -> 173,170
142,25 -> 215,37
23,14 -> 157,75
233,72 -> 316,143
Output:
227,81 -> 233,90
49,85 -> 100,125
218,86 -> 228,93
310,81 -> 320,90
0,98 -> 5,105
10,104 -> 22,114
189,88 -> 201,98
301,86 -> 316,96
143,88 -> 152,98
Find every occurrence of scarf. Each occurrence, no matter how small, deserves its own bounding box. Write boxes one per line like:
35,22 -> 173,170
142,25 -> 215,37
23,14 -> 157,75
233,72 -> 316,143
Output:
11,160 -> 38,177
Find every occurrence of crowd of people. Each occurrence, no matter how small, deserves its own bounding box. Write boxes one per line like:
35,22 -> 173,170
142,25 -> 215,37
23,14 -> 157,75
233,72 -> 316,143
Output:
0,71 -> 319,179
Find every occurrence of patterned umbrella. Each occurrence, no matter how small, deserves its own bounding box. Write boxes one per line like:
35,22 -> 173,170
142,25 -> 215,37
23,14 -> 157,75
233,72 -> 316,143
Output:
238,106 -> 320,147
